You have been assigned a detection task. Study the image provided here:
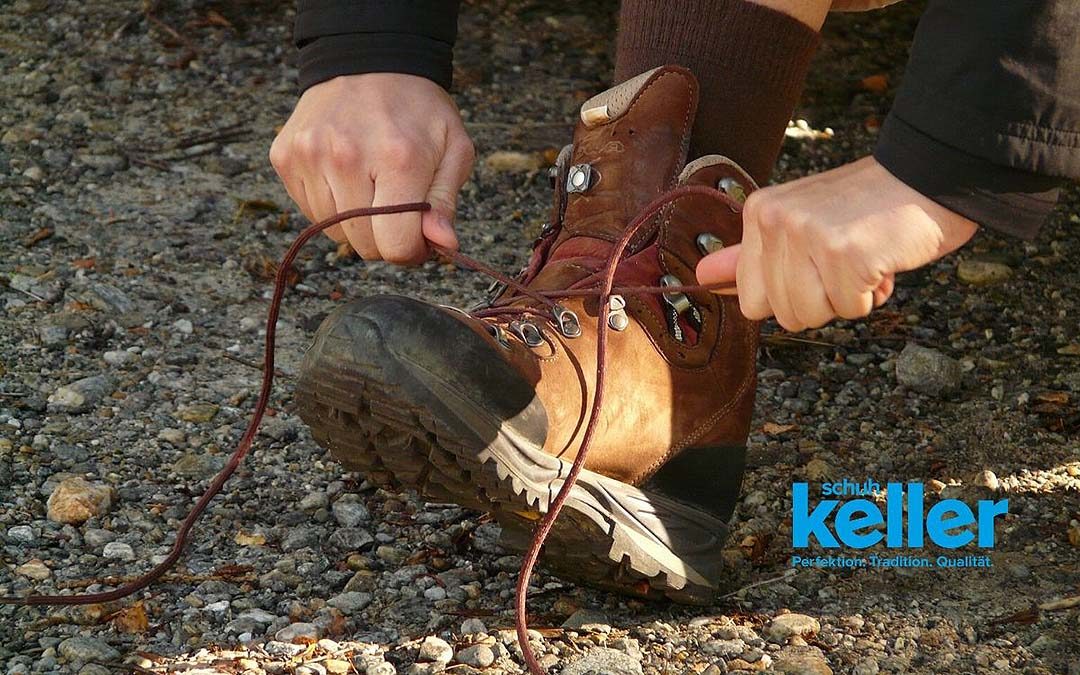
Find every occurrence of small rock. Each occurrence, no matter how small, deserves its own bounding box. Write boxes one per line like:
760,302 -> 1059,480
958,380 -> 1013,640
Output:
102,541 -> 135,561
173,318 -> 194,334
484,150 -> 543,173
767,614 -> 821,641
171,452 -> 225,478
47,477 -> 114,524
804,458 -> 832,481
460,618 -> 487,635
455,644 -> 494,668
15,559 -> 51,580
176,403 -> 220,423
103,350 -> 136,366
774,653 -> 833,675
561,608 -> 611,631
327,591 -> 373,613
48,375 -> 113,413
299,491 -> 329,511
157,428 -> 186,445
325,660 -> 351,675
7,525 -> 35,543
332,495 -> 370,527
417,636 -> 454,664
363,662 -> 397,675
423,586 -> 447,601
57,637 -> 121,662
703,639 -> 745,658
81,528 -> 116,549
275,622 -> 320,643
853,657 -> 880,675
957,259 -> 1012,286
328,527 -> 375,551
562,647 -> 643,675
974,470 -> 1000,492
896,343 -> 961,396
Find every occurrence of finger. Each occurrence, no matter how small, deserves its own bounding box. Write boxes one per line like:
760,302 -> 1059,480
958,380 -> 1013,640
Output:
276,170 -> 316,225
326,172 -> 378,259
735,206 -> 772,320
696,244 -> 740,296
812,239 -> 876,319
784,244 -> 836,329
873,274 -> 894,308
372,165 -> 436,265
422,137 -> 474,252
760,227 -> 804,331
303,175 -> 338,228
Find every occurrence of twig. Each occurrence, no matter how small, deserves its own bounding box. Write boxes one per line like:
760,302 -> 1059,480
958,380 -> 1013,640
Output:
1040,595 -> 1080,611
221,351 -> 290,379
0,391 -> 27,398
10,286 -> 46,303
719,568 -> 798,600
127,154 -> 171,172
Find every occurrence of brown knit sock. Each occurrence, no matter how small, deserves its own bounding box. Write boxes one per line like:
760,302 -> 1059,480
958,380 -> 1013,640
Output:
615,0 -> 820,185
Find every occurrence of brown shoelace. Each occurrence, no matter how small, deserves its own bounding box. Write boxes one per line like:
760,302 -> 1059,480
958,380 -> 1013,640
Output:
1,185 -> 735,675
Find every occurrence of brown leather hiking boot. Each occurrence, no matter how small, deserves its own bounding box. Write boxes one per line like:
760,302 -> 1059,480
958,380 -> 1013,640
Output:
295,66 -> 759,603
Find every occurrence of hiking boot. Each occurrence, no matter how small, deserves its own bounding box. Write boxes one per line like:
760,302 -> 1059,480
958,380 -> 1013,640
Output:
295,66 -> 759,603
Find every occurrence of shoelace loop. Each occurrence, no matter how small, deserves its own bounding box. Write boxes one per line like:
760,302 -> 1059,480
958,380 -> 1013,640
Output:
1,187 -> 736,675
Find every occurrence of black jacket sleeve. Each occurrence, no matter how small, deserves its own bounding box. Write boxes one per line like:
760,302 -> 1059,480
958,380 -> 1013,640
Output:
874,0 -> 1079,239
295,1 -> 461,92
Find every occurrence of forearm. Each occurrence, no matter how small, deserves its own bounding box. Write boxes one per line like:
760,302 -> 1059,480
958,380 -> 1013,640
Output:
295,0 -> 461,91
874,0 -> 1079,238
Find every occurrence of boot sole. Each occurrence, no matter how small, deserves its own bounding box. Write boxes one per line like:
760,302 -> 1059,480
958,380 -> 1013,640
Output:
295,309 -> 739,604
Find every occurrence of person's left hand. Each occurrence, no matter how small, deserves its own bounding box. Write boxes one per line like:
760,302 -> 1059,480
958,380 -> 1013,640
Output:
696,156 -> 978,332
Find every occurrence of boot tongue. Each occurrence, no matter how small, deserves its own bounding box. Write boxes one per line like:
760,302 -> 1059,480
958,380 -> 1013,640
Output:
528,66 -> 700,291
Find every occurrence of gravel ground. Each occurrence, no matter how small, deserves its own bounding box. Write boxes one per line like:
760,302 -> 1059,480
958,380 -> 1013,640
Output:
2,1 -> 1078,674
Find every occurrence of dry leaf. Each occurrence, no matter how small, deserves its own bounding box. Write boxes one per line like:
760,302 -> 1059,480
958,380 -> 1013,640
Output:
72,257 -> 96,269
1036,391 -> 1070,405
23,227 -> 54,247
763,422 -> 797,435
1057,344 -> 1080,356
112,602 -> 149,633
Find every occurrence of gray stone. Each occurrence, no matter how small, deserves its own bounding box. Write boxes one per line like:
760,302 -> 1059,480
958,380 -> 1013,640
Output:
299,491 -> 329,511
454,644 -> 494,668
460,618 -> 487,635
561,608 -> 611,631
895,343 -> 961,396
853,657 -> 880,675
102,350 -> 136,366
328,528 -> 374,551
423,586 -> 447,601
703,639 -> 746,658
275,622 -> 320,643
327,591 -> 373,613
102,541 -> 134,561
83,528 -> 116,548
417,636 -> 454,664
332,495 -> 370,527
363,661 -> 396,675
282,527 -> 323,551
767,614 -> 821,641
57,637 -> 120,662
48,375 -> 113,413
562,647 -> 643,675
171,452 -> 225,478
6,525 -> 34,543
957,259 -> 1012,286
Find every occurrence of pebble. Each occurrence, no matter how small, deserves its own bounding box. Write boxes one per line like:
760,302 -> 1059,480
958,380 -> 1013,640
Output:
15,559 -> 51,580
332,494 -> 371,527
562,608 -> 611,631
157,428 -> 186,444
57,637 -> 121,662
454,644 -> 495,668
460,618 -> 487,635
326,591 -> 373,613
102,350 -> 136,366
423,586 -> 447,601
417,636 -> 454,664
852,657 -> 880,675
48,375 -> 113,413
171,452 -> 225,478
176,403 -> 220,423
562,647 -> 643,675
895,343 -> 961,396
84,528 -> 117,548
957,259 -> 1012,286
363,662 -> 397,675
767,614 -> 822,641
102,541 -> 135,560
974,469 -> 1001,492
173,318 -> 194,334
6,525 -> 35,543
275,622 -> 320,643
46,477 -> 114,524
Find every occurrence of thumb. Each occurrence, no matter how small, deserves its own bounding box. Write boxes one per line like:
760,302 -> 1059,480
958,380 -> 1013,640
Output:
422,139 -> 474,252
696,243 -> 741,295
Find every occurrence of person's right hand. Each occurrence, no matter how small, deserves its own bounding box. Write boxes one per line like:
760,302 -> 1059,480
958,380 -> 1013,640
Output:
270,73 -> 475,264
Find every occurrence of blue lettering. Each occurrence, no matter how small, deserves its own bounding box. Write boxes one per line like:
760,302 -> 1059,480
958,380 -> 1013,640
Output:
926,500 -> 975,548
792,483 -> 838,547
834,500 -> 884,549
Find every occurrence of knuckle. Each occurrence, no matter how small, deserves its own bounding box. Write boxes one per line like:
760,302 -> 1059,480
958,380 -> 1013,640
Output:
328,139 -> 361,168
378,138 -> 419,170
292,129 -> 323,159
268,138 -> 288,169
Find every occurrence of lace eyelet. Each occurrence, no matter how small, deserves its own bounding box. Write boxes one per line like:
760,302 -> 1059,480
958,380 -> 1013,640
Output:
553,304 -> 582,338
696,233 -> 725,256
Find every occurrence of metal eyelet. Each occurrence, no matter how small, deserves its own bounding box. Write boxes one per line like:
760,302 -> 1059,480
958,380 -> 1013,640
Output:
486,324 -> 511,349
607,295 -> 629,331
553,304 -> 582,338
509,320 -> 544,348
566,164 -> 595,194
547,165 -> 559,188
696,233 -> 725,255
659,275 -> 692,315
717,177 -> 746,203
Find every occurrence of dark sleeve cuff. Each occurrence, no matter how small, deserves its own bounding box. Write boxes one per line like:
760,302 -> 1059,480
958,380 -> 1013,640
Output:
875,113 -> 1065,240
298,33 -> 454,91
